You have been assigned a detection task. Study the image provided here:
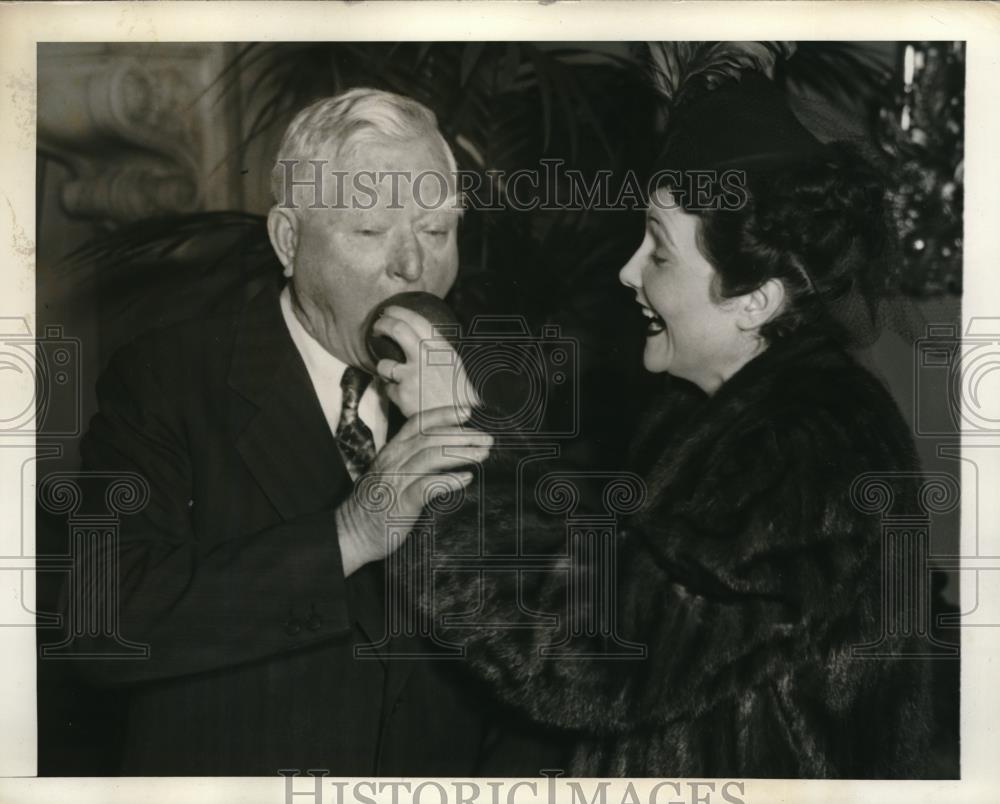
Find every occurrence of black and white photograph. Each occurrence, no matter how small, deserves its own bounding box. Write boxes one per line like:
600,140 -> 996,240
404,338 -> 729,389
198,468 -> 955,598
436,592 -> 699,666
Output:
2,3 -> 998,804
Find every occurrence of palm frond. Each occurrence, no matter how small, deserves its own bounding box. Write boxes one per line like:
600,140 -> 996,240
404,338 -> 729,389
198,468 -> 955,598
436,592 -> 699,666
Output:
63,41 -> 903,345
643,41 -> 796,116
777,42 -> 894,107
59,212 -> 268,272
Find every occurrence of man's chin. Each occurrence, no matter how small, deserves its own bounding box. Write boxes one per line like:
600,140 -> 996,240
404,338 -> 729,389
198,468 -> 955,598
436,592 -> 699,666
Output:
348,343 -> 375,372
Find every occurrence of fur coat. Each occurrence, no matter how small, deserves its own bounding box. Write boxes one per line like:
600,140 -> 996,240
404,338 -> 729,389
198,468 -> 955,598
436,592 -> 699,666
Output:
406,332 -> 935,778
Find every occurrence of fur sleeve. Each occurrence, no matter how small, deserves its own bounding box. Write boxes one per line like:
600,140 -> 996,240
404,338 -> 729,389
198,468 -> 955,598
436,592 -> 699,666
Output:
404,380 -> 916,736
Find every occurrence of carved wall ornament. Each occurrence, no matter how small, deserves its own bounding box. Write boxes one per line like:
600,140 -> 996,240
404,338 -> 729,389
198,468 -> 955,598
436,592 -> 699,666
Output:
38,45 -> 227,224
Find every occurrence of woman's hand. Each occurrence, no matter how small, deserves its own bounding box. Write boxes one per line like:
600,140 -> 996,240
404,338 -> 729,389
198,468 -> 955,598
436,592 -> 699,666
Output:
335,404 -> 491,575
371,305 -> 479,417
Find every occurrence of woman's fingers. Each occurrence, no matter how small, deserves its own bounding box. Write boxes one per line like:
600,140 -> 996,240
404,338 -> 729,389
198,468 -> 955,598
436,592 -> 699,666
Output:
371,308 -> 425,363
379,305 -> 436,341
376,358 -> 402,385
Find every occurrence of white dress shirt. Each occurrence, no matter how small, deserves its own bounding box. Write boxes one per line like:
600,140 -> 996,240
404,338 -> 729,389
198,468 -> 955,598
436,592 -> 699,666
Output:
279,285 -> 389,478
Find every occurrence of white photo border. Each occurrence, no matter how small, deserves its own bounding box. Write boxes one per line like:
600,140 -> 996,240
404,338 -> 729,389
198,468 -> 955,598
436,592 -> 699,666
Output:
2,2 -> 997,803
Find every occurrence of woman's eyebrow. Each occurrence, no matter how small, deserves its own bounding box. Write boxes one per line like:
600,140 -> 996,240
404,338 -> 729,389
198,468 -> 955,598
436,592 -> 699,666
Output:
646,214 -> 675,250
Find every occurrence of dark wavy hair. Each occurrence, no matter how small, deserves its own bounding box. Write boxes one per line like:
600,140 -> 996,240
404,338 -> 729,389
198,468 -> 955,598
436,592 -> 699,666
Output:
666,141 -> 893,346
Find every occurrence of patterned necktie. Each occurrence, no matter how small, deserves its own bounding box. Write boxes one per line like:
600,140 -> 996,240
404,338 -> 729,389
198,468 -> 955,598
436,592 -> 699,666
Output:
336,366 -> 377,479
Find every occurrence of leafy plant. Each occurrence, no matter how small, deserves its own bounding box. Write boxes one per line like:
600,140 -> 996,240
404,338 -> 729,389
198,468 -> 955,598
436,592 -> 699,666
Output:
223,42 -> 636,171
775,41 -> 895,108
642,41 -> 797,129
60,41 -> 890,302
53,41 -> 899,457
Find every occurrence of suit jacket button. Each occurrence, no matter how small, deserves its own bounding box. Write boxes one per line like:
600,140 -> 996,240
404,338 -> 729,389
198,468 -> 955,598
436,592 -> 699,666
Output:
285,618 -> 302,636
306,613 -> 322,631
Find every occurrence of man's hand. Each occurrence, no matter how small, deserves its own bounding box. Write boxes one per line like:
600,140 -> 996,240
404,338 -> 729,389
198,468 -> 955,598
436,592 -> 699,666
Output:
371,305 -> 479,417
336,405 -> 492,576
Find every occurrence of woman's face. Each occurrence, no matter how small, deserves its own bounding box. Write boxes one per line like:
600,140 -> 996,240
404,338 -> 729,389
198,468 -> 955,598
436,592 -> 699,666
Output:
618,188 -> 754,394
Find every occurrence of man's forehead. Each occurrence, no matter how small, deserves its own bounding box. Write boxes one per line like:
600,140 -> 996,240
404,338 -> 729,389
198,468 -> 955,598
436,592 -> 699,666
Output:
335,204 -> 462,220
279,133 -> 459,213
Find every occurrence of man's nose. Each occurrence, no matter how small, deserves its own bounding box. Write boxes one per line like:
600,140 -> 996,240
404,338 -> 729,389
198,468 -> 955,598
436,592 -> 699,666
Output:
388,231 -> 423,283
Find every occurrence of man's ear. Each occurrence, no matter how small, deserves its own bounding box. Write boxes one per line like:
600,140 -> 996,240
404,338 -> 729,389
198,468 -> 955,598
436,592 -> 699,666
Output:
267,207 -> 299,278
737,278 -> 786,332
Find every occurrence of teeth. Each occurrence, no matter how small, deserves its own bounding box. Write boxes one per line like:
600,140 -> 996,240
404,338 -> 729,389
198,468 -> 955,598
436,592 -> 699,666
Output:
639,303 -> 666,336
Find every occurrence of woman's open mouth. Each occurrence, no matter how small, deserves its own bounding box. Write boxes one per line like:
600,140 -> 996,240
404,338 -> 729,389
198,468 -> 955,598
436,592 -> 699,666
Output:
640,305 -> 666,335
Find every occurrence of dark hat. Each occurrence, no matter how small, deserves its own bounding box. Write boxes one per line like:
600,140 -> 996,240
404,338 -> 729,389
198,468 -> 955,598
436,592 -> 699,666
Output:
655,72 -> 830,174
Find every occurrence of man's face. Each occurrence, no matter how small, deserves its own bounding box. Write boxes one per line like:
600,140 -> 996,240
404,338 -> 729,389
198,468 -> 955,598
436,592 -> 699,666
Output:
278,135 -> 460,368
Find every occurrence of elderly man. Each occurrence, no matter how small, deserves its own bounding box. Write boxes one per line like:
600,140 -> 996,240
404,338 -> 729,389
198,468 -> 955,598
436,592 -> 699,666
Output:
75,88 -> 539,776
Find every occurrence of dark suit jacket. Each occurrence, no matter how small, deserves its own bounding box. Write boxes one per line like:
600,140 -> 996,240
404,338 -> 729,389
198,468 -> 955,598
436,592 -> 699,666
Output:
73,281 -> 550,776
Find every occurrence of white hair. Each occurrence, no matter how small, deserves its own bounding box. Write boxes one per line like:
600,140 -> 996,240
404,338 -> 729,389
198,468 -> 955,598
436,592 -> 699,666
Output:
269,87 -> 459,207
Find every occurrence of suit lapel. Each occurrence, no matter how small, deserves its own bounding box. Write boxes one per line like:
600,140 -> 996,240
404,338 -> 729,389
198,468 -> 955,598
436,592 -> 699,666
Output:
228,284 -> 352,522
228,284 -> 389,661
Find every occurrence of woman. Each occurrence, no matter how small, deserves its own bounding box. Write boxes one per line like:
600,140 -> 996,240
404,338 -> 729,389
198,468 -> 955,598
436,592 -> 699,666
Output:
404,74 -> 935,778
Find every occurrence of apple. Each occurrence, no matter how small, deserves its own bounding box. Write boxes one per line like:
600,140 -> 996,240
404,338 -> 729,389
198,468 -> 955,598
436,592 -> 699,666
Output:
362,291 -> 460,368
